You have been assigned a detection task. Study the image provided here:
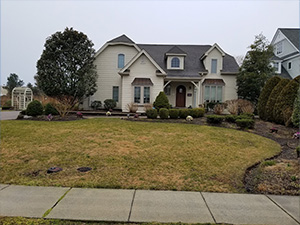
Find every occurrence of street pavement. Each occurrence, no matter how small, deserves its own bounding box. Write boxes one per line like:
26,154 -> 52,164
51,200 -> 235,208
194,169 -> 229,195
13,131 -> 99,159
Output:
0,184 -> 299,225
0,111 -> 20,120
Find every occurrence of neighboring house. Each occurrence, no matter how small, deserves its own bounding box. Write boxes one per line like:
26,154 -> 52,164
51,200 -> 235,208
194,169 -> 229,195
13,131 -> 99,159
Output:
82,35 -> 239,112
1,86 -> 8,96
271,28 -> 300,79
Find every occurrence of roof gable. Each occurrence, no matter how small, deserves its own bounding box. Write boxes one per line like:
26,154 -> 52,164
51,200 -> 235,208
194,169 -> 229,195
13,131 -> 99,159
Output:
107,34 -> 135,44
279,28 -> 299,51
165,46 -> 187,56
119,49 -> 167,75
201,43 -> 226,60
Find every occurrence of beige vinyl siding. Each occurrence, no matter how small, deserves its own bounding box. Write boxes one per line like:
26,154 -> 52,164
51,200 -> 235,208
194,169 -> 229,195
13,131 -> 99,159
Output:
89,45 -> 139,109
203,48 -> 223,74
121,54 -> 164,112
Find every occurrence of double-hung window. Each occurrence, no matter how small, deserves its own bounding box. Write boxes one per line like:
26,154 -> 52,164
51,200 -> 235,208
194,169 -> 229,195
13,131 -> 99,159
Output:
112,86 -> 119,102
134,86 -> 150,104
118,54 -> 125,68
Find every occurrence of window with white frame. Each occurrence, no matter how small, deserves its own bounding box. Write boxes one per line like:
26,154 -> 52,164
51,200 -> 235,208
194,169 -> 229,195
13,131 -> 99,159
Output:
171,57 -> 180,68
204,86 -> 222,102
273,62 -> 279,72
112,86 -> 119,102
118,54 -> 125,68
211,59 -> 217,74
288,62 -> 292,70
134,86 -> 151,104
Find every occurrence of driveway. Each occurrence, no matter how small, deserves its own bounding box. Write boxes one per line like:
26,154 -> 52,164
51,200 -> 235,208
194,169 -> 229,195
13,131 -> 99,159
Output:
0,111 -> 20,120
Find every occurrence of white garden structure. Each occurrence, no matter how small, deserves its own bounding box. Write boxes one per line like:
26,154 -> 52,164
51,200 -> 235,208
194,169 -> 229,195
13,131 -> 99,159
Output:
11,87 -> 33,110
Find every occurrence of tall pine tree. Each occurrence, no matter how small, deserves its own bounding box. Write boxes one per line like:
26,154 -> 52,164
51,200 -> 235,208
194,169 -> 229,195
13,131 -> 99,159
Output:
237,33 -> 274,106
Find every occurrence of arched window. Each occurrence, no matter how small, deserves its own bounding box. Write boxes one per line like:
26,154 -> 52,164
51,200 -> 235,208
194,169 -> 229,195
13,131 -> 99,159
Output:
118,54 -> 125,68
171,57 -> 180,68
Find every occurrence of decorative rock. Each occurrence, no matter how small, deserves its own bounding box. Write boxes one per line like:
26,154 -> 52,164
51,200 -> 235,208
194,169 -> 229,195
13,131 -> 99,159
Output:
77,167 -> 92,172
47,167 -> 63,174
186,115 -> 193,121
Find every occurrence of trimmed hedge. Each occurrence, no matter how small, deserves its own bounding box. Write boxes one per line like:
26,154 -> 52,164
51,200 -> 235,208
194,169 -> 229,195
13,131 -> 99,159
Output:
206,115 -> 224,124
190,108 -> 205,118
179,109 -> 191,119
236,119 -> 255,129
159,108 -> 169,119
257,76 -> 281,120
146,109 -> 158,119
273,79 -> 299,124
265,79 -> 290,122
44,103 -> 59,115
225,115 -> 237,123
26,100 -> 43,117
104,99 -> 117,110
169,109 -> 179,119
153,91 -> 170,111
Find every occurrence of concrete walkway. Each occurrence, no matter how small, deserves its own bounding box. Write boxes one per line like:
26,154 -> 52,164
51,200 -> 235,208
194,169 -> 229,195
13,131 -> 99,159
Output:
0,184 -> 299,225
0,110 -> 20,120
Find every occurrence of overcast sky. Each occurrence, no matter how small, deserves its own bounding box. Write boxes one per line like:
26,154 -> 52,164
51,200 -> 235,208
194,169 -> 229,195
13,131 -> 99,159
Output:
1,0 -> 299,86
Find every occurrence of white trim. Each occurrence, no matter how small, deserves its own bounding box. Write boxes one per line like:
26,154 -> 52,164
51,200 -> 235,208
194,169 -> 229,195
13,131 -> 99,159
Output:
200,43 -> 226,60
271,29 -> 299,53
119,49 -> 167,75
94,42 -> 141,58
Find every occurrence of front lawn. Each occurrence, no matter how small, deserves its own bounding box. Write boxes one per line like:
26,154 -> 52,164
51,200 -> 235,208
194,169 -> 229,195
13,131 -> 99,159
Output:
0,118 -> 280,193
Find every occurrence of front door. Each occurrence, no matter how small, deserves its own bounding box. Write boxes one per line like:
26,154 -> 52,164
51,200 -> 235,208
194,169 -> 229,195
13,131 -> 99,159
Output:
176,85 -> 186,107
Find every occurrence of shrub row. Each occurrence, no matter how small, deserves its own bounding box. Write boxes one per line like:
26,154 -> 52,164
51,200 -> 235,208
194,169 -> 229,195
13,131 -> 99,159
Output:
146,108 -> 205,119
207,114 -> 255,129
25,100 -> 59,117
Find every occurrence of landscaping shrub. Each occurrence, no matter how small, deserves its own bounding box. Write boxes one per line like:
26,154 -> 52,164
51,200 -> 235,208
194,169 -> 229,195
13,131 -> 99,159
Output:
104,99 -> 117,110
44,103 -> 59,115
225,99 -> 239,115
239,113 -> 254,119
292,87 -> 300,127
146,109 -> 158,119
225,115 -> 237,123
143,103 -> 153,111
159,108 -> 169,119
206,102 -> 217,111
273,79 -> 299,124
237,99 -> 254,114
265,79 -> 289,122
26,100 -> 44,117
189,108 -> 205,118
206,115 -> 224,124
169,109 -> 179,119
236,118 -> 255,129
257,76 -> 281,120
296,146 -> 300,158
153,91 -> 170,111
91,101 -> 102,110
179,108 -> 191,119
261,160 -> 276,167
213,103 -> 225,115
126,102 -> 138,113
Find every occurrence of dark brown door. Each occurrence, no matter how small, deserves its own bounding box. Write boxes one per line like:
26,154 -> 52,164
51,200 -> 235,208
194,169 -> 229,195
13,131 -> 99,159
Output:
176,85 -> 186,107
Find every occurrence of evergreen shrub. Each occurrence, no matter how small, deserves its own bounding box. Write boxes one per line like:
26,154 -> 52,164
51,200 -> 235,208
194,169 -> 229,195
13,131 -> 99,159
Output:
169,109 -> 179,119
146,109 -> 158,119
179,109 -> 191,119
236,118 -> 255,129
206,115 -> 224,124
257,76 -> 281,120
159,108 -> 169,119
104,99 -> 117,110
26,100 -> 44,117
265,79 -> 290,122
292,87 -> 300,127
44,103 -> 59,115
153,91 -> 170,111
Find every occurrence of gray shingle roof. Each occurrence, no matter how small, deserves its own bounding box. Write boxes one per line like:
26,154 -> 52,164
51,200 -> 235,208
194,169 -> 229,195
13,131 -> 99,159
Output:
107,34 -> 135,44
166,46 -> 187,55
137,44 -> 239,78
279,28 -> 300,50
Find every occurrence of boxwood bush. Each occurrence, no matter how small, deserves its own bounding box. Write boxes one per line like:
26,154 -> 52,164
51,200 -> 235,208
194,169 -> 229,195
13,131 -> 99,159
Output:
236,118 -> 255,129
190,108 -> 205,118
225,115 -> 237,123
146,109 -> 158,119
206,115 -> 224,124
44,103 -> 59,115
104,99 -> 117,110
265,79 -> 289,122
169,109 -> 179,119
159,108 -> 169,119
179,109 -> 191,119
26,100 -> 44,117
257,76 -> 281,120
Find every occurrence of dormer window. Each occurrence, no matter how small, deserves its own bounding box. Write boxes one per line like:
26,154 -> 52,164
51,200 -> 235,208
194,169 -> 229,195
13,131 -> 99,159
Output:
118,54 -> 125,68
171,57 -> 180,68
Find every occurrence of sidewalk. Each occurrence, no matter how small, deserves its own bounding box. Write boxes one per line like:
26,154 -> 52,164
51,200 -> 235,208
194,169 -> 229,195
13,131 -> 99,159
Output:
0,184 -> 299,225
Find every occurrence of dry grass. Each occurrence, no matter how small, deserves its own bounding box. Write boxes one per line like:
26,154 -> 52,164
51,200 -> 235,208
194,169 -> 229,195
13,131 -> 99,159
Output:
0,118 -> 280,193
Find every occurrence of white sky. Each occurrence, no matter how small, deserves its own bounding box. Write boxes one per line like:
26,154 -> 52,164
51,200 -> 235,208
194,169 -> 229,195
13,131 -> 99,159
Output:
1,0 -> 299,85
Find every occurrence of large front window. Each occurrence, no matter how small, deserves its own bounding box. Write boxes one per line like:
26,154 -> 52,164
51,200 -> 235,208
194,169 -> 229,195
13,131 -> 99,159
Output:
134,86 -> 150,104
204,86 -> 222,102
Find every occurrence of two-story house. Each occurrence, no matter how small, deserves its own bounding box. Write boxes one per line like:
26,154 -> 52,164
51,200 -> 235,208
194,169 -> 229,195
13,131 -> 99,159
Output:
271,28 -> 300,79
82,35 -> 239,112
